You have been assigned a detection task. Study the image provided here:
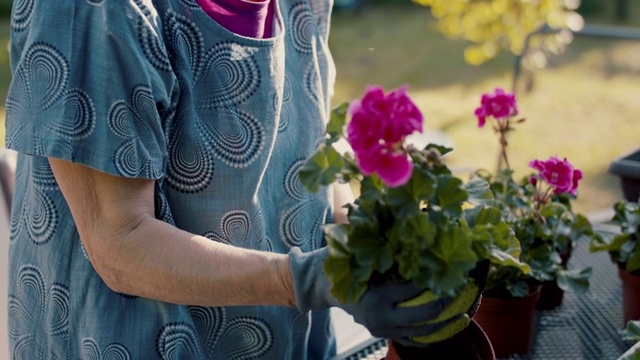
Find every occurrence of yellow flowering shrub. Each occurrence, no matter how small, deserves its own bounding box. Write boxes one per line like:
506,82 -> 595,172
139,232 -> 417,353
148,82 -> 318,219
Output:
414,0 -> 583,65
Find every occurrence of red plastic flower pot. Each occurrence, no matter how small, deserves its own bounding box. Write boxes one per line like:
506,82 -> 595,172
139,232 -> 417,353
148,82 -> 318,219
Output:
618,266 -> 640,326
473,286 -> 541,359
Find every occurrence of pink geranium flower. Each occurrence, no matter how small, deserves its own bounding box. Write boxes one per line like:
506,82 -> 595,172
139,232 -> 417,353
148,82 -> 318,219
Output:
474,87 -> 519,127
347,85 -> 423,187
529,156 -> 583,195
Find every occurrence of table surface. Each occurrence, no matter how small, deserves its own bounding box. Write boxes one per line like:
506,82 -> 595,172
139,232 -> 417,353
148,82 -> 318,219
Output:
333,225 -> 638,360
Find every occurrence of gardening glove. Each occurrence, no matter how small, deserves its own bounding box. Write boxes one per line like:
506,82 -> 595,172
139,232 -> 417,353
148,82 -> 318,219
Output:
289,247 -> 479,347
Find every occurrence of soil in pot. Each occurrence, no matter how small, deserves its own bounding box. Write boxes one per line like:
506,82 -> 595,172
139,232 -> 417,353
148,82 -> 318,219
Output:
384,320 -> 495,360
473,285 -> 541,359
618,266 -> 640,326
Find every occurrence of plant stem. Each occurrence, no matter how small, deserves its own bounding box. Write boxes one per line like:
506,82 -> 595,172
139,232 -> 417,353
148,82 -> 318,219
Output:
498,119 -> 511,170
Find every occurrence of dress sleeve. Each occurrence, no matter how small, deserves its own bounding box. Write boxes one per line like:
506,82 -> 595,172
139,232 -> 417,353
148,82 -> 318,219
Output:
5,1 -> 177,180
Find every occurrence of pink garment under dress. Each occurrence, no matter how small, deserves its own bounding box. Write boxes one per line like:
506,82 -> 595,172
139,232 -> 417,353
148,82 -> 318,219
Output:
194,0 -> 274,39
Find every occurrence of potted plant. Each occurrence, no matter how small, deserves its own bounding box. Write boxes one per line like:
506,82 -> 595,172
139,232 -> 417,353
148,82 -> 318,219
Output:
299,85 -> 529,359
470,88 -> 596,358
591,199 -> 640,326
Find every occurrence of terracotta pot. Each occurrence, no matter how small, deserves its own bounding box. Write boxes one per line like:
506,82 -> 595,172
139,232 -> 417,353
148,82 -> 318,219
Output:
618,266 -> 640,326
473,286 -> 541,359
383,320 -> 495,360
535,279 -> 564,311
536,245 -> 572,311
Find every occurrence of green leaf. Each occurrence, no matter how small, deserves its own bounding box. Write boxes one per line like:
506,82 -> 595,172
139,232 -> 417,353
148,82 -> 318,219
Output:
323,224 -> 369,304
347,218 -> 394,274
434,175 -> 467,218
396,245 -> 422,281
387,165 -> 436,218
324,254 -> 367,304
589,230 -> 620,252
425,143 -> 454,156
298,145 -> 343,193
326,103 -> 349,145
463,177 -> 494,206
627,247 -> 640,273
622,321 -> 640,341
389,211 -> 437,249
489,248 -> 531,274
557,267 -> 592,294
464,205 -> 502,226
507,280 -> 530,298
359,176 -> 384,202
421,224 -> 478,296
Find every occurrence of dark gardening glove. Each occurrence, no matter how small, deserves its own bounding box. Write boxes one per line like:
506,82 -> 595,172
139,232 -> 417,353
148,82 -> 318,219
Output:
289,247 -> 479,347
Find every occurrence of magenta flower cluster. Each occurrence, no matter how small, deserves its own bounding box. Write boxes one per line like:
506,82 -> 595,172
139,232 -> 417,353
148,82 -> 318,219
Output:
529,156 -> 583,196
346,85 -> 423,187
474,87 -> 519,127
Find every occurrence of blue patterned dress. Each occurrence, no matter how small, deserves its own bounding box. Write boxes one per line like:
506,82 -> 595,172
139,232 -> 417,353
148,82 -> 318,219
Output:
5,0 -> 337,358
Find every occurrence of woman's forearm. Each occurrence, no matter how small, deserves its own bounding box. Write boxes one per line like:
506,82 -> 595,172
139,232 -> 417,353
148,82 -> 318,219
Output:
48,157 -> 295,308
94,214 -> 296,307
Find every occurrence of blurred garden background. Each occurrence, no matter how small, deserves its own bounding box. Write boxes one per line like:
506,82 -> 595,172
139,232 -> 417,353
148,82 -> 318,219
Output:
328,0 -> 640,217
0,0 -> 638,216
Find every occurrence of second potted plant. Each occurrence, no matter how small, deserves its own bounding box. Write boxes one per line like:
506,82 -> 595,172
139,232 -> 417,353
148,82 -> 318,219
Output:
299,85 -> 529,359
470,88 -> 596,358
591,199 -> 640,327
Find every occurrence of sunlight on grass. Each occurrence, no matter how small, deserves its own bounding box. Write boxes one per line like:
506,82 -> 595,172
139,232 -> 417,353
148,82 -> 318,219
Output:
330,4 -> 640,215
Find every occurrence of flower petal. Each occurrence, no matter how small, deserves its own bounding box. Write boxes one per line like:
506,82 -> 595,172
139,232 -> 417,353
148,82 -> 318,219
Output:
376,153 -> 413,187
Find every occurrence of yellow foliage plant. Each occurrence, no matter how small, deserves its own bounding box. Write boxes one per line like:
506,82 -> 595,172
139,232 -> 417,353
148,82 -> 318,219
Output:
413,0 -> 584,66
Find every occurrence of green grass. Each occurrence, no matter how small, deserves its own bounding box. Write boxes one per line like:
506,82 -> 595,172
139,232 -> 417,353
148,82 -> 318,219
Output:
329,3 -> 640,215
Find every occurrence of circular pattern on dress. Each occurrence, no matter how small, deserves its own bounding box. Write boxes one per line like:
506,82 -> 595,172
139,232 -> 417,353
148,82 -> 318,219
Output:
179,0 -> 201,10
166,124 -> 214,193
164,10 -> 205,75
221,211 -> 251,246
156,322 -> 204,359
199,41 -> 261,109
283,159 -> 306,201
113,139 -> 146,178
108,86 -> 165,178
25,188 -> 58,245
19,42 -> 70,111
201,108 -> 265,168
219,317 -> 274,360
32,161 -> 58,191
138,19 -> 172,72
9,203 -> 23,243
15,265 -> 46,320
11,0 -> 34,32
275,77 -> 292,133
304,61 -> 321,106
280,201 -> 323,247
48,89 -> 96,141
47,284 -> 69,337
83,338 -> 132,360
288,2 -> 316,54
187,306 -> 225,352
